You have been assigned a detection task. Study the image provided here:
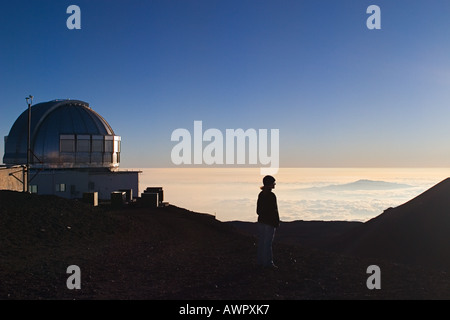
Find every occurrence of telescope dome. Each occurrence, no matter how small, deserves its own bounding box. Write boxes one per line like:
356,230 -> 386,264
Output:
3,99 -> 121,169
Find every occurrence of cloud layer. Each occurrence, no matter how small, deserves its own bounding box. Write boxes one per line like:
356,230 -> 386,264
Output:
137,168 -> 446,222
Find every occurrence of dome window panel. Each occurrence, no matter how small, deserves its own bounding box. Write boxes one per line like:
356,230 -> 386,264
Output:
60,135 -> 75,153
105,136 -> 114,153
92,135 -> 104,152
91,153 -> 103,164
103,153 -> 112,164
76,135 -> 91,152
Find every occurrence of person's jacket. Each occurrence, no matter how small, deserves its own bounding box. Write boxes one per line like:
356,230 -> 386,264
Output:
257,189 -> 280,228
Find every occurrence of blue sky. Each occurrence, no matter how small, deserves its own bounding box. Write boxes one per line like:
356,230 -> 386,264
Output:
1,0 -> 450,168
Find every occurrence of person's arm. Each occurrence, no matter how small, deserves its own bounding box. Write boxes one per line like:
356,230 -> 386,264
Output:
256,193 -> 262,216
272,193 -> 280,226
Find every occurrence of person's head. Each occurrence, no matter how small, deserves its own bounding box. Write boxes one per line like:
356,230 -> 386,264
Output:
261,175 -> 276,190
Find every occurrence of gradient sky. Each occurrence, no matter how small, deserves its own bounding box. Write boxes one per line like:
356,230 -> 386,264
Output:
1,0 -> 450,168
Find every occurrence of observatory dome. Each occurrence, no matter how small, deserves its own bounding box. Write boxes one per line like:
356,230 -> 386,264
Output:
3,100 -> 121,169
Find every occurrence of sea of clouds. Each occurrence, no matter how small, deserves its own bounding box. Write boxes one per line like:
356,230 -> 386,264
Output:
137,168 -> 448,222
212,180 -> 426,222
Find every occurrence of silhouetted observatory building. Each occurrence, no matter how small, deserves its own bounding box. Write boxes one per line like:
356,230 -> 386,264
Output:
3,99 -> 139,200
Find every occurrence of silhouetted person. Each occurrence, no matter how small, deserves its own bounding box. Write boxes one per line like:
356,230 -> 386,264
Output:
256,175 -> 280,269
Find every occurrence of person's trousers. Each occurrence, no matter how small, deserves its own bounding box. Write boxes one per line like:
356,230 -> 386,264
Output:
257,222 -> 276,267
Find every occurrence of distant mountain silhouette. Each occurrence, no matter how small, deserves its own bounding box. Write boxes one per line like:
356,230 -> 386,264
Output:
300,179 -> 413,192
328,178 -> 450,269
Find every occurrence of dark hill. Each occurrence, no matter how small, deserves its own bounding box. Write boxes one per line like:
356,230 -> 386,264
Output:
226,220 -> 362,248
2,190 -> 450,300
329,177 -> 450,269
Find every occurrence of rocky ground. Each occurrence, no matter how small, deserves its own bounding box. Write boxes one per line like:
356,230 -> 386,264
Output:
2,190 -> 450,302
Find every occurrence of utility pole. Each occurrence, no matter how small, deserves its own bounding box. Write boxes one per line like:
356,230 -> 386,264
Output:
25,95 -> 33,193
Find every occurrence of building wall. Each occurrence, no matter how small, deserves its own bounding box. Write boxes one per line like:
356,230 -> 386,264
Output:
0,166 -> 26,192
29,169 -> 139,200
31,170 -> 89,199
89,171 -> 139,200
